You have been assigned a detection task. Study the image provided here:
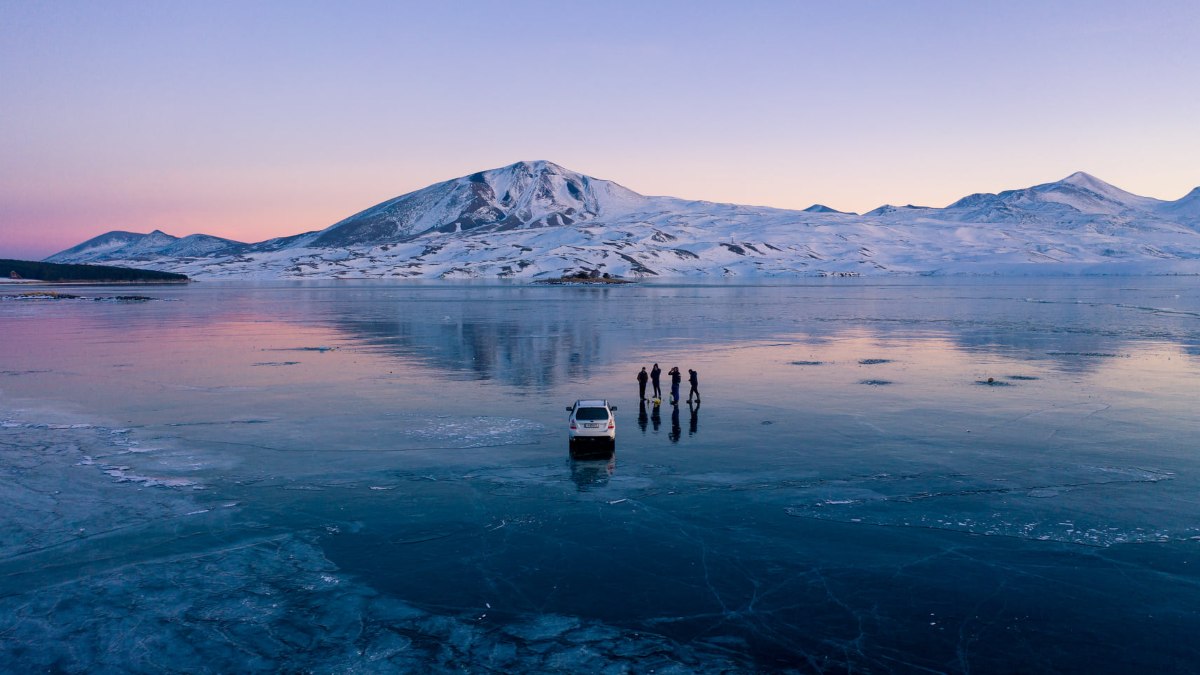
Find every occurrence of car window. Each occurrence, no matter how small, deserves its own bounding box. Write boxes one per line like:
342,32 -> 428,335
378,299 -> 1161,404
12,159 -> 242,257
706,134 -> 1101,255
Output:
575,407 -> 609,421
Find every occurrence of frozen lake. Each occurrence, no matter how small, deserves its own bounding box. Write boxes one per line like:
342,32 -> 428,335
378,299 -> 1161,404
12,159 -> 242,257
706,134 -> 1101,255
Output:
2,278 -> 1198,672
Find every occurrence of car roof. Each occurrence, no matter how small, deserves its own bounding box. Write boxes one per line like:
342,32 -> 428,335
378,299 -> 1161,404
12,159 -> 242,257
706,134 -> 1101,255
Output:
575,399 -> 608,407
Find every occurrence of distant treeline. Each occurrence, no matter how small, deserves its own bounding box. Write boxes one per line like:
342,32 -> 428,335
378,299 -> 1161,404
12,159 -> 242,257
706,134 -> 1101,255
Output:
1,259 -> 189,283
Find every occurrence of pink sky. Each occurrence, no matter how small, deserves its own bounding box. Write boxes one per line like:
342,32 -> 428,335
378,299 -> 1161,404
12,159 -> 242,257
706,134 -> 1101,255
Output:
2,1 -> 1197,260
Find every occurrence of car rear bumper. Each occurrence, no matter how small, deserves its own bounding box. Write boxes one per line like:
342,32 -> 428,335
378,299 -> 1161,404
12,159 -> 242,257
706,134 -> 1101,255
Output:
569,431 -> 615,442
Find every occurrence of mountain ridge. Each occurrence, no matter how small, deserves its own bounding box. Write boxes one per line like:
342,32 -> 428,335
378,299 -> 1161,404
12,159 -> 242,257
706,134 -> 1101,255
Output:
46,162 -> 1200,278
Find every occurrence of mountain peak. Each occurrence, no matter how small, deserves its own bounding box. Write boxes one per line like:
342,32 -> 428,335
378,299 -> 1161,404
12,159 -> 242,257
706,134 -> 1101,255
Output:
472,160 -> 566,180
1059,171 -> 1116,192
508,159 -> 564,172
803,204 -> 848,214
1044,171 -> 1158,209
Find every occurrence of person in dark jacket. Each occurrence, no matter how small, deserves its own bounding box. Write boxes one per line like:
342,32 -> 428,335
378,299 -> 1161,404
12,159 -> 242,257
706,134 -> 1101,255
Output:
669,367 -> 682,405
650,364 -> 662,400
687,369 -> 700,403
637,366 -> 649,401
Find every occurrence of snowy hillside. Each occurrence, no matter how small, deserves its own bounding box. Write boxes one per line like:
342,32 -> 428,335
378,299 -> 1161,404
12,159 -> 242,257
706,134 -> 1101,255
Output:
1158,187 -> 1200,226
51,230 -> 247,264
46,162 -> 1200,278
946,171 -> 1164,221
306,160 -> 645,248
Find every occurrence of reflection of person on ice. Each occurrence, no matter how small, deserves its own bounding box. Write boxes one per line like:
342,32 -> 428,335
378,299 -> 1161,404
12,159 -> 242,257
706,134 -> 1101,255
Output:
669,367 -> 682,405
669,403 -> 681,443
650,364 -> 662,400
687,368 -> 700,403
637,367 -> 649,401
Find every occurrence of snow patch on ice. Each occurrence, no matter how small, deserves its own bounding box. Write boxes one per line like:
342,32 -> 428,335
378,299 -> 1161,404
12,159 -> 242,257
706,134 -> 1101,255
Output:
103,466 -> 201,489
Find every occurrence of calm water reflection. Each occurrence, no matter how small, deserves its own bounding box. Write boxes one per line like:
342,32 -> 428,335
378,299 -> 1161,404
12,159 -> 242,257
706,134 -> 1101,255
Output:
1,278 -> 1198,672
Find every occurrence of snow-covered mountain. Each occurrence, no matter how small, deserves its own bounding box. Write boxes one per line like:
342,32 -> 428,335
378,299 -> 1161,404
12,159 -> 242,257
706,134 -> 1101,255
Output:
305,160 -> 644,248
46,162 -> 1200,278
946,171 -> 1163,222
51,230 -> 247,264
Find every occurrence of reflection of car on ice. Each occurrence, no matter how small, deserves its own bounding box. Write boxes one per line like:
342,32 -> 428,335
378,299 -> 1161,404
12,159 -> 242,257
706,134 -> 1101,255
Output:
566,399 -> 617,455
570,455 -> 616,491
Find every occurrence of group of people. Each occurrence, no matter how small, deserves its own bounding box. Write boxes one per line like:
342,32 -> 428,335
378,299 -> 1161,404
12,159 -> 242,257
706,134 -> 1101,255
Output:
637,363 -> 700,405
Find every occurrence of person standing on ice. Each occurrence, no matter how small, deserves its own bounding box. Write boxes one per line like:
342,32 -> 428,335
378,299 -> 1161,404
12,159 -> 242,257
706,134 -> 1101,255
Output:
650,363 -> 662,400
669,367 -> 682,405
637,366 -> 649,401
687,368 -> 700,403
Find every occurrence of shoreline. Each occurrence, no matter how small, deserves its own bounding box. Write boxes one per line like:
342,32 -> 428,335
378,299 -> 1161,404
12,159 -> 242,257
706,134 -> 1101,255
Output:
0,279 -> 191,286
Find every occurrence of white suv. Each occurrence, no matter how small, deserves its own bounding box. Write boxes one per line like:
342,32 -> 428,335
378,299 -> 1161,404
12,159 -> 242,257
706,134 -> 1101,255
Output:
566,399 -> 617,453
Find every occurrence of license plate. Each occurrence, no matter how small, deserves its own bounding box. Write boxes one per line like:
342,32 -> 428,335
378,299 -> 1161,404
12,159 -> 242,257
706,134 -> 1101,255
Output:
584,423 -> 599,428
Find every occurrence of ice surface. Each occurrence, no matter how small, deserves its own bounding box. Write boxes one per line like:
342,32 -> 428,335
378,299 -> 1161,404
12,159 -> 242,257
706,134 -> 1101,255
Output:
0,530 -> 749,673
0,416 -> 206,561
409,416 -> 545,448
0,408 -> 745,672
782,465 -> 1186,546
1,278 -> 1199,671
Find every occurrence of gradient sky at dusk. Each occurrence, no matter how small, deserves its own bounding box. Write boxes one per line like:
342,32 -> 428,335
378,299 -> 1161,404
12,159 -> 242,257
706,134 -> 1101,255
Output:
2,0 -> 1198,259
